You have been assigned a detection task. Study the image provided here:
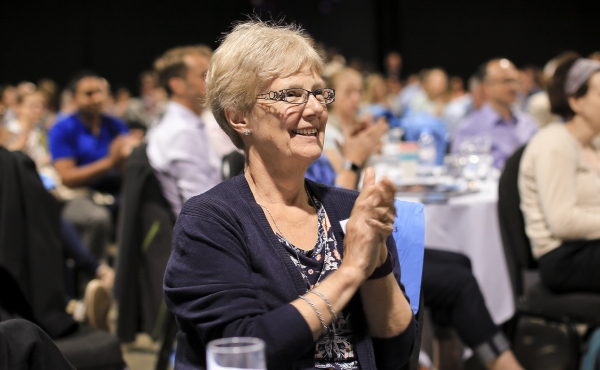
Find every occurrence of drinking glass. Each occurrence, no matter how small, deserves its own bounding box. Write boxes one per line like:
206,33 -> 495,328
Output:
206,337 -> 266,370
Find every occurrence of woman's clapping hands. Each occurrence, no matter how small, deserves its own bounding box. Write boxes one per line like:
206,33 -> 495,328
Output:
342,168 -> 396,280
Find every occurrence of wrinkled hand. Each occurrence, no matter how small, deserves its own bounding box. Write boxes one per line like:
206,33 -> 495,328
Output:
336,117 -> 388,167
342,168 -> 396,280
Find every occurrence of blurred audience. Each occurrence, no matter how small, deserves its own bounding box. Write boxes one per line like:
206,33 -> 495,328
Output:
385,51 -> 402,81
0,85 -> 18,126
363,73 -> 392,108
392,72 -> 422,116
442,74 -> 485,139
49,71 -> 140,261
147,45 -> 223,217
527,52 -> 579,127
408,68 -> 450,117
37,78 -> 60,129
1,90 -> 48,168
0,86 -> 114,298
108,86 -> 147,125
449,75 -> 466,100
520,54 -> 600,294
323,67 -> 387,180
452,58 -> 538,168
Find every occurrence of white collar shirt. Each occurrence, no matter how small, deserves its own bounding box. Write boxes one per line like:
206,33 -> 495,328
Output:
147,101 -> 221,217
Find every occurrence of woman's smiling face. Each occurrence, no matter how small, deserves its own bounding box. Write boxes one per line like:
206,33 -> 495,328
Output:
248,67 -> 328,168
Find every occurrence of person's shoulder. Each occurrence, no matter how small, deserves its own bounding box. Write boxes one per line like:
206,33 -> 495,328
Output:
179,177 -> 244,219
52,113 -> 79,129
454,108 -> 484,135
463,106 -> 487,122
149,119 -> 203,151
530,122 -> 568,143
102,114 -> 128,130
50,113 -> 80,138
526,123 -> 573,157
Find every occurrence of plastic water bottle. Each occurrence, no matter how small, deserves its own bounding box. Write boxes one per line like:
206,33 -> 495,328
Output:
418,131 -> 437,176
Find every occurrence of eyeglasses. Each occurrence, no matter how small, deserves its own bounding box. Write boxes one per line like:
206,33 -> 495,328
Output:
256,88 -> 335,105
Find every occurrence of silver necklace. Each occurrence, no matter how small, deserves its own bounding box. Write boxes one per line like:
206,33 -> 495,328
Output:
257,189 -> 323,289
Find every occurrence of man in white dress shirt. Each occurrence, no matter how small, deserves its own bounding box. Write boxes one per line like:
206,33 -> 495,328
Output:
147,45 -> 225,217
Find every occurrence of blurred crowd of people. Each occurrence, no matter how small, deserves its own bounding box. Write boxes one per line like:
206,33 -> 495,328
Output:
2,38 -> 600,370
3,48 -> 600,181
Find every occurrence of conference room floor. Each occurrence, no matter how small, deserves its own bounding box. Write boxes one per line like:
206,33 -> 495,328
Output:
122,333 -> 160,370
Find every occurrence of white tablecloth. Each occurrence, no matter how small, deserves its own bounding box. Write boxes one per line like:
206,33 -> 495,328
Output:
399,181 -> 515,325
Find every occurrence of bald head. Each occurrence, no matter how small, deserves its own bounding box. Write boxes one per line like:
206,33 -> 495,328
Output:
482,58 -> 519,107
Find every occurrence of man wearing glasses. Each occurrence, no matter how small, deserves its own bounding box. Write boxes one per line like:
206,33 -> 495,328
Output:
452,58 -> 538,169
147,45 -> 228,217
49,71 -> 138,261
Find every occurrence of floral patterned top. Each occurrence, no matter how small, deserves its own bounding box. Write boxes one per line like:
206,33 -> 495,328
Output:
274,192 -> 361,370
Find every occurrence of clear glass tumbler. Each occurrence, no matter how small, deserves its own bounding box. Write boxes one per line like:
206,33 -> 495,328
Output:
206,337 -> 266,370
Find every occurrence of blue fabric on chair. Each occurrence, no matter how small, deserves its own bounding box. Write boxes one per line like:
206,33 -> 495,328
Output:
401,113 -> 448,165
393,199 -> 425,315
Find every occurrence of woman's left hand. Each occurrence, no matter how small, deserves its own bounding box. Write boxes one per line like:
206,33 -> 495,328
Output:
342,168 -> 396,279
361,168 -> 396,267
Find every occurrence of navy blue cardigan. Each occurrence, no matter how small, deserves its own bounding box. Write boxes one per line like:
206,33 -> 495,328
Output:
163,174 -> 417,370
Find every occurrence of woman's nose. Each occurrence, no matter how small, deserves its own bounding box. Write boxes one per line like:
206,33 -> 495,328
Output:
303,94 -> 324,116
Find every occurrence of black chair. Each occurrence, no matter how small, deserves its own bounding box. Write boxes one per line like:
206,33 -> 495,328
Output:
114,144 -> 177,370
498,145 -> 600,369
221,150 -> 245,180
0,148 -> 124,370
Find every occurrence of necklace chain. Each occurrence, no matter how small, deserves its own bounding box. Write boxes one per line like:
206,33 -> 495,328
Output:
259,203 -> 287,240
257,187 -> 321,290
257,186 -> 315,243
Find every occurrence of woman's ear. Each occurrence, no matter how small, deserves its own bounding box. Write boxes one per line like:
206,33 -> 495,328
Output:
224,107 -> 249,136
568,96 -> 582,115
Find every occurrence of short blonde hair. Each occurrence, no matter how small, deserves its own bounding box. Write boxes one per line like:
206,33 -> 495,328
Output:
154,45 -> 212,96
205,19 -> 324,150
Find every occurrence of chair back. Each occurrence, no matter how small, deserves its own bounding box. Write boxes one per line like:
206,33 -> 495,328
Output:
393,200 -> 425,315
497,145 -> 536,298
115,143 -> 176,341
0,148 -> 77,337
221,151 -> 245,180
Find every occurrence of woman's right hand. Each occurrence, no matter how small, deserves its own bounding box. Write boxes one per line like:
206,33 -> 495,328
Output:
341,168 -> 396,281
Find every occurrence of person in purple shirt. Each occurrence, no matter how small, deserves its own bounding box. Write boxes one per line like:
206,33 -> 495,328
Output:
452,59 -> 538,169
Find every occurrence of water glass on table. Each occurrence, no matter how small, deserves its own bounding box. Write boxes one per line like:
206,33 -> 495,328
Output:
206,337 -> 266,370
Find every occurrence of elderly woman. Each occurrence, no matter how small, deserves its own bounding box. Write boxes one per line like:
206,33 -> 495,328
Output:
163,20 -> 416,370
519,54 -> 600,294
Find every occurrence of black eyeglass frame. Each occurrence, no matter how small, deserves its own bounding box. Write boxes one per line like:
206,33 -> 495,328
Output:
255,88 -> 335,105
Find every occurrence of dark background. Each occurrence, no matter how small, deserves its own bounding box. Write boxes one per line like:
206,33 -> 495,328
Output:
1,0 -> 599,93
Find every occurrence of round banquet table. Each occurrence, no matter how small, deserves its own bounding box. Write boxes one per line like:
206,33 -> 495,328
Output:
397,180 -> 515,325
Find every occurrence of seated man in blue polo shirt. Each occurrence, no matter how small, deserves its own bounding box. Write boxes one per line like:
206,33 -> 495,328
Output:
50,71 -> 137,261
